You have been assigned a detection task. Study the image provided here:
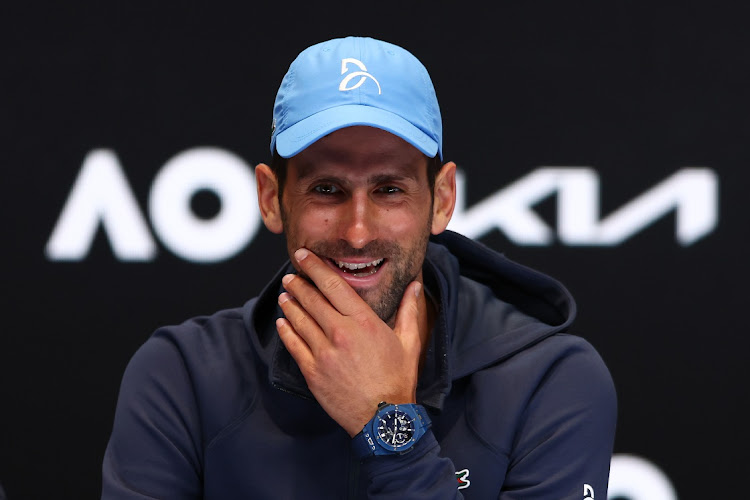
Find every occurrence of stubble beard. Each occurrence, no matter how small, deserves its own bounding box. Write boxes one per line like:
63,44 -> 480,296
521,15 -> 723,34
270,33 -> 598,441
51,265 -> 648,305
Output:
302,233 -> 429,325
281,208 -> 432,325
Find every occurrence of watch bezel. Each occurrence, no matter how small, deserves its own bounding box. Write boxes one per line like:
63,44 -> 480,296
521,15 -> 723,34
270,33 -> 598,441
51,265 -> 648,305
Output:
372,403 -> 420,453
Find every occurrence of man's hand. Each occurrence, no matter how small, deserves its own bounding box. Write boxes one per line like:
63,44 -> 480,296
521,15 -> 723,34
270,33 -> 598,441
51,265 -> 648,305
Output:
275,248 -> 424,437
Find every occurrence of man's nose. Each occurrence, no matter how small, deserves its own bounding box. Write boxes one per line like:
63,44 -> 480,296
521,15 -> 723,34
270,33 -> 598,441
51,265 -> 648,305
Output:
341,192 -> 378,249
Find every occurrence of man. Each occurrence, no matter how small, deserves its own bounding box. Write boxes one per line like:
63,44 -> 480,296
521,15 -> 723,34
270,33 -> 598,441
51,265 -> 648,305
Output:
102,36 -> 616,499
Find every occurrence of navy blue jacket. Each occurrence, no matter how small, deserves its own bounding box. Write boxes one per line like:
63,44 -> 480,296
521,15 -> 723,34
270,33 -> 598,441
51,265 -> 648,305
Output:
102,231 -> 617,499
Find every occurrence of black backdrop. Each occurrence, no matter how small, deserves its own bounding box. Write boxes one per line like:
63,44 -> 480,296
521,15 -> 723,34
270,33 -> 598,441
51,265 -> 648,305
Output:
2,2 -> 748,498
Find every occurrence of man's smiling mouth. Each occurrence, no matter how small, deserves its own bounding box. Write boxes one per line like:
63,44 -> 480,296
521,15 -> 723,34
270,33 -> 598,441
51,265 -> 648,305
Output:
331,258 -> 385,277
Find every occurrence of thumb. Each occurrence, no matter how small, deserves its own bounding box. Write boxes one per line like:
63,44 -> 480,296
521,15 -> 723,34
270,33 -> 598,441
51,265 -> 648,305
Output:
393,281 -> 423,350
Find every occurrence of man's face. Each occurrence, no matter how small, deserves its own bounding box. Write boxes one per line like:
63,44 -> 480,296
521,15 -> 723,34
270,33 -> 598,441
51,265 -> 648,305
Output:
279,126 -> 435,324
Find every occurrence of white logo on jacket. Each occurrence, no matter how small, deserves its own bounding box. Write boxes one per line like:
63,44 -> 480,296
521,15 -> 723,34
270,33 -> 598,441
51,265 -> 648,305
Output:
583,483 -> 594,499
455,468 -> 470,490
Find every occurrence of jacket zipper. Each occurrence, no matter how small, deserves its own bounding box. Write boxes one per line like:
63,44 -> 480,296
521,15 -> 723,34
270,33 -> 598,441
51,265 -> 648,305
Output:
347,448 -> 360,499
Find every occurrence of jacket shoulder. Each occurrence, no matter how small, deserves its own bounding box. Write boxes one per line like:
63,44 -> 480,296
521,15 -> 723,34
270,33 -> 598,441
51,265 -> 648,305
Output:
468,333 -> 617,497
124,304 -> 261,444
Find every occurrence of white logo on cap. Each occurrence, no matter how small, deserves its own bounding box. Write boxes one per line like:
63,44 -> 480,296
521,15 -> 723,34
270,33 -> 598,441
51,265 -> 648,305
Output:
339,58 -> 382,95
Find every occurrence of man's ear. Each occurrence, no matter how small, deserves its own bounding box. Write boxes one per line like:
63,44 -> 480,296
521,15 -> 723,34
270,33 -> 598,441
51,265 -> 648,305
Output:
255,163 -> 284,234
431,161 -> 457,235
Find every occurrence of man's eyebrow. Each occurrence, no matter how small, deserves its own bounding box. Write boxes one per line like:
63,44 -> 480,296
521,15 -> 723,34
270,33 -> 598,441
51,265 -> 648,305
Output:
368,172 -> 419,184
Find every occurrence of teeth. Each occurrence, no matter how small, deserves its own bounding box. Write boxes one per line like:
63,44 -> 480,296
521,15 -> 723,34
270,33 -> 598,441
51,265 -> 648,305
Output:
336,258 -> 384,270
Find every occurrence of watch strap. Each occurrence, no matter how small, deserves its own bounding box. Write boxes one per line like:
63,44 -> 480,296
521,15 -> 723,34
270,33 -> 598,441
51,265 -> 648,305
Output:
413,404 -> 432,430
352,427 -> 378,459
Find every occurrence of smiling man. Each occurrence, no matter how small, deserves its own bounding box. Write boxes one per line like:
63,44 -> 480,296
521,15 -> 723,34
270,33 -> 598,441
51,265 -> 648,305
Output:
103,37 -> 617,499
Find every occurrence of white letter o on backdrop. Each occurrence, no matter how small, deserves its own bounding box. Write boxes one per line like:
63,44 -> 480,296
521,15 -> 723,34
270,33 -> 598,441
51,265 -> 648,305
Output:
149,147 -> 260,263
608,454 -> 678,500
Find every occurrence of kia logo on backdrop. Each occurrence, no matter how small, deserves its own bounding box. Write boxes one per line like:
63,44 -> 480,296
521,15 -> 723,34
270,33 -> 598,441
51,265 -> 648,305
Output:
45,147 -> 719,263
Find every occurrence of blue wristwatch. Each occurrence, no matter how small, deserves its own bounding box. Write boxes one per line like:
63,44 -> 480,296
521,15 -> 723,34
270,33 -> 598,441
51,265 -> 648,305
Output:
352,402 -> 432,458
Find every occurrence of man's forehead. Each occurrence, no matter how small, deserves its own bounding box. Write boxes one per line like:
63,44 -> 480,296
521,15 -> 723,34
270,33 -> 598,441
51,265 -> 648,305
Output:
289,127 -> 428,178
290,153 -> 427,182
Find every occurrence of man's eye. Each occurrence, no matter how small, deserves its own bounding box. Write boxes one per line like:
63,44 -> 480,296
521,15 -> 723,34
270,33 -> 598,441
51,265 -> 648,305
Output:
314,184 -> 339,195
377,186 -> 402,194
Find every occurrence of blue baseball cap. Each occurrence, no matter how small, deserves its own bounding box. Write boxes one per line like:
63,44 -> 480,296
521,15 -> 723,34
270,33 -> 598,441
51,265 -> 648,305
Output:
270,37 -> 443,160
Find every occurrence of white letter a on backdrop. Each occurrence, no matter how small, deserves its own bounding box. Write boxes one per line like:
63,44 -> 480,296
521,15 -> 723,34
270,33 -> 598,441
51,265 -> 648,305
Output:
45,149 -> 156,261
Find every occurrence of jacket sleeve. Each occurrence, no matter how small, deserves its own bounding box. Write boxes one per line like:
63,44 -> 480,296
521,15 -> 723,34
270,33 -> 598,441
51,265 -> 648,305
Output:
102,333 -> 203,500
499,337 -> 617,499
358,431 -> 464,499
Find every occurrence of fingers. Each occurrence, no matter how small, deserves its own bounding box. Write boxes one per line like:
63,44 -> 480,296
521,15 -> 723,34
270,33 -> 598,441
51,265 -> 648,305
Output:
291,248 -> 365,317
279,246 -> 365,346
281,271 -> 345,336
277,291 -> 327,355
275,316 -> 314,370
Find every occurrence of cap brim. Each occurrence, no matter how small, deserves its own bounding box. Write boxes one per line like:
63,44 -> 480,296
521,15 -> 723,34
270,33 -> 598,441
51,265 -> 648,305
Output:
275,104 -> 439,159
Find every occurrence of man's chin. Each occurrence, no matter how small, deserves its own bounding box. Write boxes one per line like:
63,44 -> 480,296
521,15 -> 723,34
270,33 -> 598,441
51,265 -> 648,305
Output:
356,289 -> 401,326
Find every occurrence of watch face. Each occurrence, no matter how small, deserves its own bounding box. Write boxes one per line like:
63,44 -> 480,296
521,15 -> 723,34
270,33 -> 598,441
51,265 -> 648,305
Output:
376,408 -> 416,450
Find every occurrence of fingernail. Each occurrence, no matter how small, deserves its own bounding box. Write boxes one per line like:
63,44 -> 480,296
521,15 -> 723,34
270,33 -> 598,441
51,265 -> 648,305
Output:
295,248 -> 309,261
278,292 -> 290,305
282,274 -> 294,286
276,318 -> 286,329
414,282 -> 422,297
